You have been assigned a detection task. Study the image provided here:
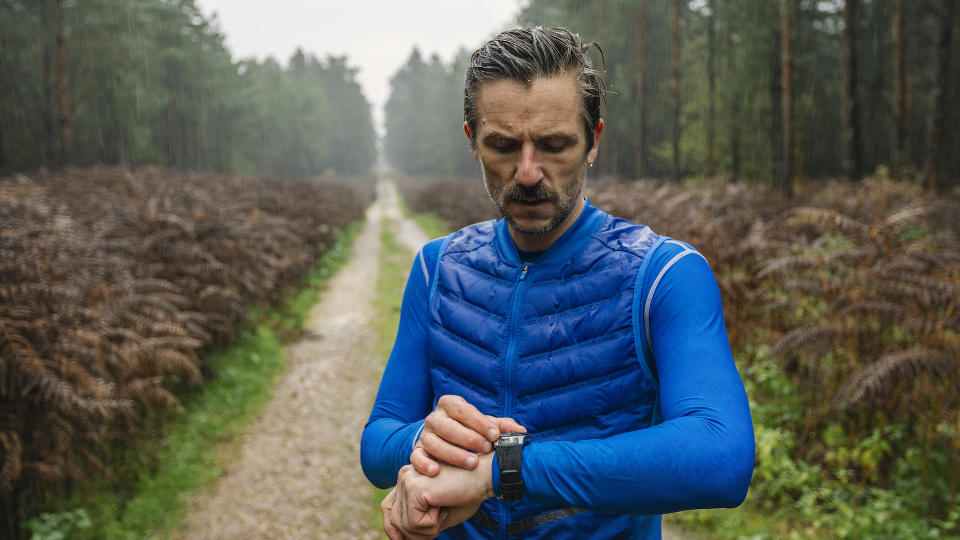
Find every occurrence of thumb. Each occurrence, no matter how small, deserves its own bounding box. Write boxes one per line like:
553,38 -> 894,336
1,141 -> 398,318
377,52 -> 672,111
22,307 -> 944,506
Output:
493,417 -> 526,434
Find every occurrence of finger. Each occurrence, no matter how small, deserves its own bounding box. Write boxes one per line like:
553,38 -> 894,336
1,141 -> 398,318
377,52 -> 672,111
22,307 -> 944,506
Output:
437,395 -> 500,442
410,446 -> 440,476
383,519 -> 405,540
493,416 -> 526,434
420,431 -> 482,470
425,416 -> 493,455
382,489 -> 404,540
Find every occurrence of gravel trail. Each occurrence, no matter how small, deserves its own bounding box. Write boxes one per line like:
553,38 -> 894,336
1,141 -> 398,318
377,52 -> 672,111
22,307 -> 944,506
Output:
176,179 -> 424,540
174,179 -> 696,540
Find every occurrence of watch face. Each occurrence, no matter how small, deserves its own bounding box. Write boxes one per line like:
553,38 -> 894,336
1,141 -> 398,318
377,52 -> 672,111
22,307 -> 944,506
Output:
498,433 -> 526,446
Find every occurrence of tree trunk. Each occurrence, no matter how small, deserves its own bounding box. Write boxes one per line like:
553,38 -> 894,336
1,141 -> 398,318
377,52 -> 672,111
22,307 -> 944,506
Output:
891,0 -> 907,175
42,0 -> 56,165
706,0 -> 716,178
634,0 -> 648,179
769,34 -> 781,183
727,20 -> 739,181
670,0 -> 681,182
55,0 -> 71,167
0,53 -> 5,172
779,0 -> 793,198
924,0 -> 956,189
843,0 -> 863,181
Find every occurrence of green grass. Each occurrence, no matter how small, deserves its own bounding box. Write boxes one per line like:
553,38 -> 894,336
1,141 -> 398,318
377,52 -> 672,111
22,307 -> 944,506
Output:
409,211 -> 449,240
394,192 -> 450,240
23,223 -> 360,540
366,215 -> 425,530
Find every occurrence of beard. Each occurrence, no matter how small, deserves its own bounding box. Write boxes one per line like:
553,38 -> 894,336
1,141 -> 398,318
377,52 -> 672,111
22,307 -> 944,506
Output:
483,163 -> 586,235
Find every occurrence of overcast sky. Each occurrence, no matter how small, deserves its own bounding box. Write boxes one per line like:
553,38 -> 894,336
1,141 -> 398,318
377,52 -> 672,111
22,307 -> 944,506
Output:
195,1 -> 522,133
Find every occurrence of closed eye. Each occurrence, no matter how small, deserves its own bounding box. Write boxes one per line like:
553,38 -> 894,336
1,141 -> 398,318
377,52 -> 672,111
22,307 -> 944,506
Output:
483,135 -> 519,153
538,136 -> 577,153
492,141 -> 519,153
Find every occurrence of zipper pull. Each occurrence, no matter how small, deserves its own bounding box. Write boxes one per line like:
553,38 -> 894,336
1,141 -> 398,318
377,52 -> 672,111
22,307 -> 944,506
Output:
520,264 -> 529,281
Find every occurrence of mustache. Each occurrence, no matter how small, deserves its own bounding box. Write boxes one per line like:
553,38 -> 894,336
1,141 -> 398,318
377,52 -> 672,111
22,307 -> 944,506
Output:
505,183 -> 556,203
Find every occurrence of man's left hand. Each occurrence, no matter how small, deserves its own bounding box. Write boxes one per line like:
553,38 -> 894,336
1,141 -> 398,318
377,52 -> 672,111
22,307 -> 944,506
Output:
384,453 -> 495,538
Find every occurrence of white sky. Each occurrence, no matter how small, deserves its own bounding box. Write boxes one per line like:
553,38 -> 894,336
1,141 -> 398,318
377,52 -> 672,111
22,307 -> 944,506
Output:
195,1 -> 522,134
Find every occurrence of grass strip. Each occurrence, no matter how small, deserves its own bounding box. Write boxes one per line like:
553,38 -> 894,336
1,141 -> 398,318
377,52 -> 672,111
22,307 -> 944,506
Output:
24,223 -> 360,540
367,218 -> 417,529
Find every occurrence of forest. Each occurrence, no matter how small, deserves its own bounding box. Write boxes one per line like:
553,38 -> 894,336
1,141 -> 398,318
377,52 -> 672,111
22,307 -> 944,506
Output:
1,0 -> 959,538
388,0 -> 959,537
386,0 -> 959,193
0,0 -> 377,177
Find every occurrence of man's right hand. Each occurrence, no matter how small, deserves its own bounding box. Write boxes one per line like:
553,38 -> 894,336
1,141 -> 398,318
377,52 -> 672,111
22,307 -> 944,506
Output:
411,394 -> 525,476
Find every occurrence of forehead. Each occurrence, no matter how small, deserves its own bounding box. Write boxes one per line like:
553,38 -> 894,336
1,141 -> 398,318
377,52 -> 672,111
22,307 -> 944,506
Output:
474,74 -> 583,136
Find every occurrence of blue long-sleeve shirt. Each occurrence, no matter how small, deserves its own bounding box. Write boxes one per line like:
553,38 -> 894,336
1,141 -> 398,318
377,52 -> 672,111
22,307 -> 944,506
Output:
361,230 -> 754,515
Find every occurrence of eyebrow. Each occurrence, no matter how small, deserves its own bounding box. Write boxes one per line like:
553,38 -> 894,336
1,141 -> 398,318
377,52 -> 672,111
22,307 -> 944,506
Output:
481,132 -> 579,144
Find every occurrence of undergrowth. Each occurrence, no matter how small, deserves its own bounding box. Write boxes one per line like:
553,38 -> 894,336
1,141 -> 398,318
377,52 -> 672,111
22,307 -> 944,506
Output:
22,223 -> 360,540
395,174 -> 960,538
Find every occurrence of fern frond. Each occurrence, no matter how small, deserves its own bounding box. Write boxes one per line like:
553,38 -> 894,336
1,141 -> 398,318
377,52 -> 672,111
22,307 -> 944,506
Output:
772,324 -> 856,356
836,301 -> 907,321
832,348 -> 956,410
874,205 -> 933,235
757,255 -> 819,279
789,207 -> 870,239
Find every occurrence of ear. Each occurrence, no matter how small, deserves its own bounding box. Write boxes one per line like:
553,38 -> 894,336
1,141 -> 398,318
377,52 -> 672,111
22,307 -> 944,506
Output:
586,119 -> 604,165
464,122 -> 479,162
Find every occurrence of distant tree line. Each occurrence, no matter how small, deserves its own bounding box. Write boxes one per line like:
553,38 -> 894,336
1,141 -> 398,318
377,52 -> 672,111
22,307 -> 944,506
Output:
0,0 -> 377,178
384,0 -> 958,192
383,48 -> 478,178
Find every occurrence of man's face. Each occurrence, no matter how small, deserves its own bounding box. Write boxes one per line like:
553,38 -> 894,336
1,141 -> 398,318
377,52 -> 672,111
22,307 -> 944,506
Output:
467,75 -> 602,251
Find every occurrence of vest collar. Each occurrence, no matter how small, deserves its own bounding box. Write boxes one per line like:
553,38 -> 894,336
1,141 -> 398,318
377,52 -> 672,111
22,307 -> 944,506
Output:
495,197 -> 604,266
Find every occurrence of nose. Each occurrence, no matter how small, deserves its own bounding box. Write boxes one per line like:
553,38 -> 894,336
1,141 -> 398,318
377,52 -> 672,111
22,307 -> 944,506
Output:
515,143 -> 543,187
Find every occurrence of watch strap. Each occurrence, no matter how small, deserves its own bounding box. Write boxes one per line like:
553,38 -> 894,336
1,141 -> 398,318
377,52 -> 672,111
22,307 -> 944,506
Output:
496,434 -> 525,500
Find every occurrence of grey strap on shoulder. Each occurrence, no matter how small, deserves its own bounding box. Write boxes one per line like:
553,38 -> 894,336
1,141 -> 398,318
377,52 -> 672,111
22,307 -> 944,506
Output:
418,248 -> 430,286
642,240 -> 709,357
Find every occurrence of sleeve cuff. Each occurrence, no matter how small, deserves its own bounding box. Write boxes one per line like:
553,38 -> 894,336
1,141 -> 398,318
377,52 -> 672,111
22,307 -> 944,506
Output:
409,420 -> 425,453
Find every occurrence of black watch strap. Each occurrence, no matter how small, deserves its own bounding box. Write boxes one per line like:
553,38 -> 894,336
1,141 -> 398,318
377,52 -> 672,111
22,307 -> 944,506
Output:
496,433 -> 526,500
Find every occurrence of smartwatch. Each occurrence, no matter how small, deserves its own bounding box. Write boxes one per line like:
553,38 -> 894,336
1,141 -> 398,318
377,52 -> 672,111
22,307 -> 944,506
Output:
495,432 -> 527,500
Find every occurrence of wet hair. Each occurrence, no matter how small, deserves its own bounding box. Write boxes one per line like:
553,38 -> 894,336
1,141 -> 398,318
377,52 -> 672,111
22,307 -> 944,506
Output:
464,26 -> 605,152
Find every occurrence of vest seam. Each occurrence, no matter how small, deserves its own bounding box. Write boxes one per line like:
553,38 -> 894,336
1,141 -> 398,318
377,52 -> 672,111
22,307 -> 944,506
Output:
443,237 -> 496,256
437,284 -> 507,323
526,259 -> 633,287
525,290 -> 628,323
430,321 -> 501,360
442,221 -> 497,255
444,257 -> 516,287
517,327 -> 632,364
432,363 -> 496,399
592,225 -> 659,258
516,364 -> 640,403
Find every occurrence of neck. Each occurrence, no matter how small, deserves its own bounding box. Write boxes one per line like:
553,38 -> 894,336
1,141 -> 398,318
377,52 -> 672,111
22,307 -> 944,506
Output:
510,196 -> 586,252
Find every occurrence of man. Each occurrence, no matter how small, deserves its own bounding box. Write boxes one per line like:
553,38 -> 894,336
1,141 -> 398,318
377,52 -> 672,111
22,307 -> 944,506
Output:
361,26 -> 754,539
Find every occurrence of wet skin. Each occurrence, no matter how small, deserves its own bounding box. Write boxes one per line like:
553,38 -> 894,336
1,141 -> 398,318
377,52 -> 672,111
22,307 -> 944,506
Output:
466,74 -> 604,252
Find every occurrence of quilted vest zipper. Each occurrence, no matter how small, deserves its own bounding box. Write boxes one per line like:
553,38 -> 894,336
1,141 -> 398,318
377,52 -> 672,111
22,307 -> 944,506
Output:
500,262 -> 529,538
505,262 -> 529,417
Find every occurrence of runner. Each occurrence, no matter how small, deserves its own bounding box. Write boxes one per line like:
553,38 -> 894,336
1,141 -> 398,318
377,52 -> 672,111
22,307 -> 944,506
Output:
361,26 -> 755,539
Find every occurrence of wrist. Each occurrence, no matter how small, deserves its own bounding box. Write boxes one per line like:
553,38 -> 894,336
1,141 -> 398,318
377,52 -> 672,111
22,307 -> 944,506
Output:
478,451 -> 495,500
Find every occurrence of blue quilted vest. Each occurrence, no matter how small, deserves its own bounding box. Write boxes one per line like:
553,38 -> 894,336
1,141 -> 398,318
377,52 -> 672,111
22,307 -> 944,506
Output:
427,200 -> 664,539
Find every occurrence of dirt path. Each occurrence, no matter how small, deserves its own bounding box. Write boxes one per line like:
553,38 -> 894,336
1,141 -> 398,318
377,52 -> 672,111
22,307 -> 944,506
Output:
176,179 -> 424,539
175,179 -> 694,539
